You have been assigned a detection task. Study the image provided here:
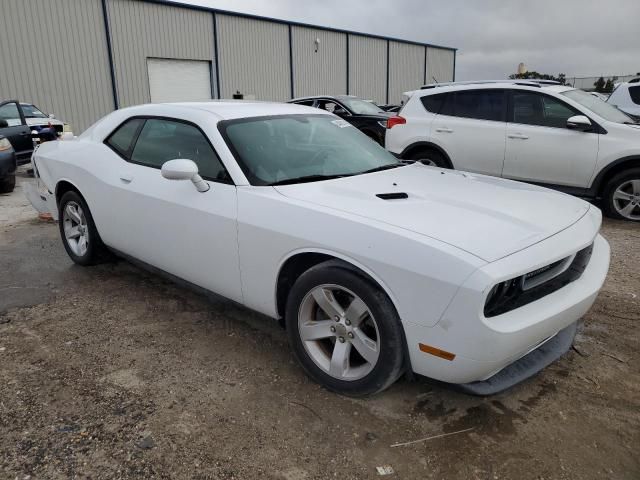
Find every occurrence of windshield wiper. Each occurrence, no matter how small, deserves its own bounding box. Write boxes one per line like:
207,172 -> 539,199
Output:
269,174 -> 350,186
358,163 -> 405,175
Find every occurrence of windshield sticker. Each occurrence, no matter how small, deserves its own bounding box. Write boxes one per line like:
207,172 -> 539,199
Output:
331,119 -> 351,128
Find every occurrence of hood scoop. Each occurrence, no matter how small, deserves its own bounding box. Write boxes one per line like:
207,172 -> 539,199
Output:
376,192 -> 408,200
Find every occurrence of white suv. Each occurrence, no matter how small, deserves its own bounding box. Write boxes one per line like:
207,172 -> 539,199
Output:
386,81 -> 640,221
607,78 -> 640,121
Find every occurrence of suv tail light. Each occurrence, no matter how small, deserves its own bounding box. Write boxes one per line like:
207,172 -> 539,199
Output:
386,116 -> 406,129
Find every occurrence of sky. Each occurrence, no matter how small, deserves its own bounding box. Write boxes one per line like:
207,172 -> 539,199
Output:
174,0 -> 639,81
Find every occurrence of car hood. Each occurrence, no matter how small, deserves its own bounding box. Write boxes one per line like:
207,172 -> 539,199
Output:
26,118 -> 64,127
274,164 -> 591,262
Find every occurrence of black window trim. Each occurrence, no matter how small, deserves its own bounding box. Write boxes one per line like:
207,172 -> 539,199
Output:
103,115 -> 234,185
425,89 -> 509,123
506,89 -> 604,133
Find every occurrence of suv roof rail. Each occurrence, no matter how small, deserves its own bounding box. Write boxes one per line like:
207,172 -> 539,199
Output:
419,79 -> 561,89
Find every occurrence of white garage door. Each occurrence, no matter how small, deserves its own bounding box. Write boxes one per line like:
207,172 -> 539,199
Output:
147,58 -> 212,103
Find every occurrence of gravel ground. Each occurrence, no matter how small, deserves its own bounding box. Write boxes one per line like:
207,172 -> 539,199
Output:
1,172 -> 639,479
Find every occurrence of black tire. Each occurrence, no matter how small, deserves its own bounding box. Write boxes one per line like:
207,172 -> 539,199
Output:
602,168 -> 640,222
58,190 -> 109,265
285,261 -> 405,397
406,148 -> 450,168
0,175 -> 16,194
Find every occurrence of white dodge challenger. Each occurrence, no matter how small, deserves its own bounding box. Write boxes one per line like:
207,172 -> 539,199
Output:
32,102 -> 610,396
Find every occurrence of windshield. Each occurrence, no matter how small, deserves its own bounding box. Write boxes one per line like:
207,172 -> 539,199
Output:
561,89 -> 632,123
219,114 -> 400,185
339,97 -> 385,115
21,104 -> 48,118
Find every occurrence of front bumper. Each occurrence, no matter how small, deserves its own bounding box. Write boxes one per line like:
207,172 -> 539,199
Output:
404,226 -> 610,391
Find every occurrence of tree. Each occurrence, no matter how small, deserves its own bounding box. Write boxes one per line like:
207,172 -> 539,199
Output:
594,77 -> 606,93
509,71 -> 567,85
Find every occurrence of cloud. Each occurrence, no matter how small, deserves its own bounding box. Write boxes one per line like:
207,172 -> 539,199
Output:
180,0 -> 640,81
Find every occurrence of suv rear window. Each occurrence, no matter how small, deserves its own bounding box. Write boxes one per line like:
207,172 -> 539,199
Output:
630,86 -> 640,105
420,93 -> 447,113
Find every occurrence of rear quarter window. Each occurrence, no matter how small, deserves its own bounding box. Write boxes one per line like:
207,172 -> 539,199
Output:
629,86 -> 640,105
106,118 -> 144,157
420,93 -> 447,113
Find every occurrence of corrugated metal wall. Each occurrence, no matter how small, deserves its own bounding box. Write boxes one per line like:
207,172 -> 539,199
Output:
291,27 -> 347,98
106,0 -> 215,108
216,15 -> 290,101
347,35 -> 387,105
426,47 -> 455,84
0,0 -> 114,132
388,42 -> 425,104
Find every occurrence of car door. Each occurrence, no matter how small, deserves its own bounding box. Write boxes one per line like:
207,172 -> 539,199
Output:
503,90 -> 598,187
429,89 -> 507,176
103,116 -> 243,303
0,101 -> 33,161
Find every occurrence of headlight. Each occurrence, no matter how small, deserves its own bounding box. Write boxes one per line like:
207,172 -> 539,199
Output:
377,120 -> 387,128
0,138 -> 12,151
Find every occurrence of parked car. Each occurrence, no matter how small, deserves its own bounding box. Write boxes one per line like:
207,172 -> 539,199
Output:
386,81 -> 640,221
20,102 -> 68,136
607,78 -> 640,121
0,134 -> 17,193
288,95 -> 391,145
0,100 -> 36,164
32,102 -> 609,396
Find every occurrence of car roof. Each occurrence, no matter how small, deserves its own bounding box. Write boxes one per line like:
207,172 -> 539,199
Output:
152,100 -> 326,120
289,95 -> 362,103
408,82 -> 575,97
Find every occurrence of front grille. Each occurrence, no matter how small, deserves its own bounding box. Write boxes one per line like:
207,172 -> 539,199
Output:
484,243 -> 594,318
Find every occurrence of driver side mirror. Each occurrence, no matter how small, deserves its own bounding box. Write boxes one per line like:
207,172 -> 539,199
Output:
161,159 -> 209,192
566,115 -> 592,132
0,119 -> 8,128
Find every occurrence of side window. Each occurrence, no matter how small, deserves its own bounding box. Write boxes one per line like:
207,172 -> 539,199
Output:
0,102 -> 24,127
106,118 -> 144,156
420,93 -> 447,113
629,86 -> 640,105
130,118 -> 229,182
319,101 -> 338,113
512,92 -> 578,128
295,100 -> 315,107
449,90 -> 505,121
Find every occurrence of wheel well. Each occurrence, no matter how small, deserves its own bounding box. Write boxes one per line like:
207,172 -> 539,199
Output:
595,158 -> 640,197
55,180 -> 81,206
401,143 -> 453,168
275,253 -> 383,319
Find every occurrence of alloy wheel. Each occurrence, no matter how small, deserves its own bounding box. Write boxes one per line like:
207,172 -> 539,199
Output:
298,284 -> 380,381
62,201 -> 89,256
613,179 -> 640,220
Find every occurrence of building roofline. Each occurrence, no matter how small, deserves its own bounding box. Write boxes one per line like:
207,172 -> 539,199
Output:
138,0 -> 457,52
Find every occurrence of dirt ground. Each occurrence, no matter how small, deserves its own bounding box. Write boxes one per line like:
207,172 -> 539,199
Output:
1,171 -> 639,480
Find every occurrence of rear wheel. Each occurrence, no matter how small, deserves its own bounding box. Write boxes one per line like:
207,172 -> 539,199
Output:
58,190 -> 109,265
407,149 -> 450,168
602,168 -> 640,221
0,175 -> 15,193
286,262 -> 405,396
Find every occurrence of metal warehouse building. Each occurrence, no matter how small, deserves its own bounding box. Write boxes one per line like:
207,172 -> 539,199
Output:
0,0 -> 456,132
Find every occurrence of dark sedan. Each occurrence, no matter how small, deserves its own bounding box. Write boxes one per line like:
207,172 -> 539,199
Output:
288,95 -> 391,146
0,134 -> 17,193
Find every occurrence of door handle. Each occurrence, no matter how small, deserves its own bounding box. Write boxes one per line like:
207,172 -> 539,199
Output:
119,174 -> 133,183
435,127 -> 453,133
508,133 -> 529,140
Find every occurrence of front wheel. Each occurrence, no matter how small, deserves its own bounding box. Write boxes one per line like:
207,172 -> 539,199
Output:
602,168 -> 640,221
286,262 -> 405,396
58,190 -> 109,265
0,175 -> 15,193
